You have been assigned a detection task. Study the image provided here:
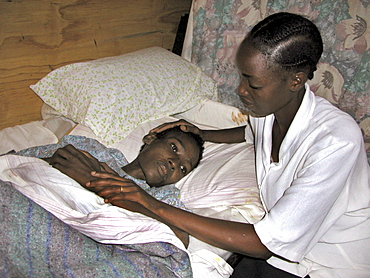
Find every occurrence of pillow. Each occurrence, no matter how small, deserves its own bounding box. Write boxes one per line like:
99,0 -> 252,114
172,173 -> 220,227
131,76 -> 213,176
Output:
30,47 -> 218,146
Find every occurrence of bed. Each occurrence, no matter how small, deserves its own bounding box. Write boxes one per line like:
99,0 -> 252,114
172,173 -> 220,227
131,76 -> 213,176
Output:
1,0 -> 369,277
0,45 -> 265,277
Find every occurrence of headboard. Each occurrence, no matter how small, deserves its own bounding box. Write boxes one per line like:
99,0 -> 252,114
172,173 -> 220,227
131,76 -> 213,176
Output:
0,0 -> 191,130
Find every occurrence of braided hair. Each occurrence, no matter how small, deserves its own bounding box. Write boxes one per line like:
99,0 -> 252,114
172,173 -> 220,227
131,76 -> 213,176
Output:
242,12 -> 323,79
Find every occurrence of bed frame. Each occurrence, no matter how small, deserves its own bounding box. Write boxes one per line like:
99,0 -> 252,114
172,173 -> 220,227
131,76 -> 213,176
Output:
0,0 -> 191,130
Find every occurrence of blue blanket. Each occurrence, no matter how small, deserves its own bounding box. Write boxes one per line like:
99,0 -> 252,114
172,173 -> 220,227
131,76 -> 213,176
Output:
0,181 -> 192,277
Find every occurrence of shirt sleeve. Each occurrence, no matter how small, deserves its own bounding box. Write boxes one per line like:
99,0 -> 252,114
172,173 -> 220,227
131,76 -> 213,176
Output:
244,124 -> 254,144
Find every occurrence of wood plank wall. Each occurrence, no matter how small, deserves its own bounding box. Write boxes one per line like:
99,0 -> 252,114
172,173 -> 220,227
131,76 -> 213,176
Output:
0,0 -> 192,130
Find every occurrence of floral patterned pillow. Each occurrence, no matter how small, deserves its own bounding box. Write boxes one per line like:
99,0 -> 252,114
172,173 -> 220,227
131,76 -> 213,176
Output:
30,47 -> 218,146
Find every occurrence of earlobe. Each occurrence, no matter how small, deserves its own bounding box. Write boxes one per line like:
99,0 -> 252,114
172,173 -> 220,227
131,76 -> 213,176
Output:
291,72 -> 307,91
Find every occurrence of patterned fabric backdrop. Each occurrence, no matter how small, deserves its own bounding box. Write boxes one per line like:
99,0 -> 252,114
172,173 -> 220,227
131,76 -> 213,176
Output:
186,0 -> 369,157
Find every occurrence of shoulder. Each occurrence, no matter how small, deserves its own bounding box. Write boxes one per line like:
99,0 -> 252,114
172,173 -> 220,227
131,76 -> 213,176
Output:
311,96 -> 363,146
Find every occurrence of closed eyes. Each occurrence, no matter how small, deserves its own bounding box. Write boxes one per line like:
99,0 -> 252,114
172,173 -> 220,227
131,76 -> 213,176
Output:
248,82 -> 260,90
240,73 -> 262,89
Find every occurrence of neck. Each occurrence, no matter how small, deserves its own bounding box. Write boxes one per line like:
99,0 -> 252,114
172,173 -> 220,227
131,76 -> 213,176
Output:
271,87 -> 305,162
274,87 -> 305,133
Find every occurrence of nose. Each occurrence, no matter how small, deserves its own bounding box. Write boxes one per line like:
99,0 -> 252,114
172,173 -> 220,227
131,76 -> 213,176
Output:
168,158 -> 178,172
237,80 -> 249,96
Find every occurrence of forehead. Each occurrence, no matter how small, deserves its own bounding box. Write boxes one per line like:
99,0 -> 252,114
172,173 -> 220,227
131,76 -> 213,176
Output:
236,42 -> 279,79
164,130 -> 199,150
162,131 -> 197,146
163,131 -> 200,165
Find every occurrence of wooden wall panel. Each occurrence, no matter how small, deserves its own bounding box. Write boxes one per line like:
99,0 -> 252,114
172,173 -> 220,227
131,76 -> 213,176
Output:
0,0 -> 192,130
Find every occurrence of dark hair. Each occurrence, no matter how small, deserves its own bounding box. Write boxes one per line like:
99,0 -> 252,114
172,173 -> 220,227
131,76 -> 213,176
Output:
242,12 -> 323,79
156,126 -> 205,168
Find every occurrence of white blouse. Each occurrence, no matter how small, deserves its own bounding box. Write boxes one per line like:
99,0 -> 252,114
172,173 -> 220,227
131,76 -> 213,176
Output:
247,85 -> 370,277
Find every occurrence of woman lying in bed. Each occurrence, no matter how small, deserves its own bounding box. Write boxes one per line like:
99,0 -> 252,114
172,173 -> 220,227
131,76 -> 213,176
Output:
43,126 -> 203,189
16,126 -> 204,246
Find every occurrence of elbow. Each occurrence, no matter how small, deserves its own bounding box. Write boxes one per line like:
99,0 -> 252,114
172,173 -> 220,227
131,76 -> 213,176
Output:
257,249 -> 273,260
240,244 -> 273,260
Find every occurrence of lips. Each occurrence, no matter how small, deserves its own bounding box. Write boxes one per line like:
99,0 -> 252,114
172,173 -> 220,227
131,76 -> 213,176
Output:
239,96 -> 255,107
157,161 -> 168,181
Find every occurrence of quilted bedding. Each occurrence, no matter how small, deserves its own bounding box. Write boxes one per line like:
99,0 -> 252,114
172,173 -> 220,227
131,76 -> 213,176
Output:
0,180 -> 192,278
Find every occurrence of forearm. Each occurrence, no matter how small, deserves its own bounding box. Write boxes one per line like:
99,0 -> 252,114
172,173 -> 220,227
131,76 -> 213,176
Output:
201,126 -> 246,143
90,172 -> 268,256
110,199 -> 189,247
152,201 -> 271,259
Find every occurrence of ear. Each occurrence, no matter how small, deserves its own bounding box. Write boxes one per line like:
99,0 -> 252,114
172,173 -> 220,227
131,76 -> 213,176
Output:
290,72 -> 307,92
142,133 -> 157,145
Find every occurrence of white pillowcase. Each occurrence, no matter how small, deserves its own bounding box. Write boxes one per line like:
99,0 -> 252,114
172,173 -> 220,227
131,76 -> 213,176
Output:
30,47 -> 218,146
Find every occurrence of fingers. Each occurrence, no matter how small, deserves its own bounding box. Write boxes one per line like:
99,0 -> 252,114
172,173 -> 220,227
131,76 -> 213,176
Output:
95,181 -> 141,204
87,172 -> 136,188
149,120 -> 191,134
49,145 -> 101,172
70,146 -> 99,169
87,173 -> 145,204
48,145 -> 81,165
142,133 -> 157,144
90,171 -> 118,179
99,162 -> 118,175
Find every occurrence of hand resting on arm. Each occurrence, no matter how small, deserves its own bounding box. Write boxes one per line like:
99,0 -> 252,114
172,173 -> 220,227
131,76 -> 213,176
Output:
149,119 -> 247,144
44,143 -> 190,246
43,144 -> 117,190
89,171 -> 272,260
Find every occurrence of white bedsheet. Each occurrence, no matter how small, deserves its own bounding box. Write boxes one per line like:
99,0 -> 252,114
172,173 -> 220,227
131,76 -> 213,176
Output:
0,117 -> 75,155
0,154 -> 186,251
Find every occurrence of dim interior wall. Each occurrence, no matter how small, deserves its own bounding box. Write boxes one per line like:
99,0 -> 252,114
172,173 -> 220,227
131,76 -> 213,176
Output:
0,0 -> 192,130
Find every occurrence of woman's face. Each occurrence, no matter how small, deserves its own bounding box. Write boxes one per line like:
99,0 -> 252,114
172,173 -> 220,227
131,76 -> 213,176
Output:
137,131 -> 201,187
236,42 -> 297,117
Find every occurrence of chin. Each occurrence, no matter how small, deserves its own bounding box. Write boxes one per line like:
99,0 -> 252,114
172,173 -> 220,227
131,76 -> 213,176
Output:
242,105 -> 262,117
146,177 -> 165,188
248,109 -> 272,118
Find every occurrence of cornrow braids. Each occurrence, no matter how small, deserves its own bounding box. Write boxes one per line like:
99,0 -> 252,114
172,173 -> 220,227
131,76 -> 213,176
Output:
244,12 -> 323,79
